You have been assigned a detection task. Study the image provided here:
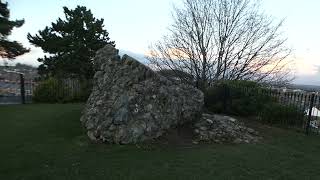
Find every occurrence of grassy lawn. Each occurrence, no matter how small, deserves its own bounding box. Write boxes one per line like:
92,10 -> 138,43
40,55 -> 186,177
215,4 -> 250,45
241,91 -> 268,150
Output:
1,104 -> 320,180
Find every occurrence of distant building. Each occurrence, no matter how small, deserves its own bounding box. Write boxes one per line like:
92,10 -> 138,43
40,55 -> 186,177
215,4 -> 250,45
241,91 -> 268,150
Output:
0,64 -> 38,96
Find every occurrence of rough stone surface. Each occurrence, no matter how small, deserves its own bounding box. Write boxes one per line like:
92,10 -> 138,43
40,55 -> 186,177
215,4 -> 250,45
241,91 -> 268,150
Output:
81,45 -> 204,144
193,114 -> 261,144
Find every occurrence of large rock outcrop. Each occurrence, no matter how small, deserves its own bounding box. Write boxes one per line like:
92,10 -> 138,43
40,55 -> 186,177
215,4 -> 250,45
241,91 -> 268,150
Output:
81,45 -> 204,144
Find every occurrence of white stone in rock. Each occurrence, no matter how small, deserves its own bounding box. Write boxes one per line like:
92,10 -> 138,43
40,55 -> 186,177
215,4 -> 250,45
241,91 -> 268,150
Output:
206,119 -> 214,124
229,117 -> 236,122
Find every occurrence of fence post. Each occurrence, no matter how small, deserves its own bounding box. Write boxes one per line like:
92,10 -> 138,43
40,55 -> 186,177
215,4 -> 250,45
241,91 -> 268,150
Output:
19,73 -> 25,104
306,93 -> 315,135
223,84 -> 229,114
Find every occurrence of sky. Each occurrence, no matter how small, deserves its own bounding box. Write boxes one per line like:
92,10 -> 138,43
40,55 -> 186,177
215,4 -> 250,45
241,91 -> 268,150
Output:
3,0 -> 320,85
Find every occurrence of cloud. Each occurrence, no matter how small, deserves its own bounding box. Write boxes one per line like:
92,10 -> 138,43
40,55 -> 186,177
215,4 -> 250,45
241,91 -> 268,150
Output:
294,56 -> 319,76
293,65 -> 320,85
2,48 -> 150,67
1,48 -> 44,67
294,75 -> 320,85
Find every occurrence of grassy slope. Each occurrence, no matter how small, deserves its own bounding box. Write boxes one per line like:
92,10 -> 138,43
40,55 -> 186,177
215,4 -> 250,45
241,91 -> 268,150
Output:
1,104 -> 320,180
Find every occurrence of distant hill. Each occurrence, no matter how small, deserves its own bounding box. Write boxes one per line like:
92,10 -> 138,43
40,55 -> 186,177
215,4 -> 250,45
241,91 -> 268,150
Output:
119,50 -> 148,64
0,63 -> 38,81
287,84 -> 320,92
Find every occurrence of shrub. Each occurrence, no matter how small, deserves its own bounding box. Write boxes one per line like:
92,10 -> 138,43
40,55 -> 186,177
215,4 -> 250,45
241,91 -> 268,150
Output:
205,80 -> 307,128
259,103 -> 305,127
78,80 -> 92,101
205,80 -> 274,116
33,78 -> 91,103
33,78 -> 68,103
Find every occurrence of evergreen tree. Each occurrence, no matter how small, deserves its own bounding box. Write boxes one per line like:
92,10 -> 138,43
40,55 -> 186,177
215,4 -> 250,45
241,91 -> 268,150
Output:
0,0 -> 29,59
27,6 -> 115,79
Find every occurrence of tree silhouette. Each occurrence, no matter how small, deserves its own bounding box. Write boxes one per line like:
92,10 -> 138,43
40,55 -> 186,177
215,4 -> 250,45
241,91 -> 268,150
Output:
148,0 -> 292,90
28,6 -> 115,79
0,0 -> 29,59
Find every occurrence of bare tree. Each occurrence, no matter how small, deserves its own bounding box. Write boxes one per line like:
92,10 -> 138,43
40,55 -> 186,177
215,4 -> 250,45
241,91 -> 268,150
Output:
147,0 -> 292,90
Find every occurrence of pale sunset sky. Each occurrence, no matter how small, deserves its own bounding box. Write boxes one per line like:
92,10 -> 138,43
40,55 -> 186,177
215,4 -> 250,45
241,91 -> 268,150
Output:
4,0 -> 320,85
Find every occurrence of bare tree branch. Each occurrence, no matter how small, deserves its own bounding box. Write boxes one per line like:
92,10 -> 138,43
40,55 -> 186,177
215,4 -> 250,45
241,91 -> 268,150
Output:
147,0 -> 293,90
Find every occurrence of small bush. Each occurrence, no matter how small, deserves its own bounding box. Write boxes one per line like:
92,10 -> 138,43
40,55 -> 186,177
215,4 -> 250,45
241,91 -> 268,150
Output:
205,80 -> 307,128
259,103 -> 305,127
33,78 -> 91,103
33,78 -> 66,103
205,80 -> 274,116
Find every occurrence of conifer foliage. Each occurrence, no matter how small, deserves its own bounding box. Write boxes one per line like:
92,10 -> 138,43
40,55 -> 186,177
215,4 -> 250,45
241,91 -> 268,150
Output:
28,6 -> 115,79
0,0 -> 29,59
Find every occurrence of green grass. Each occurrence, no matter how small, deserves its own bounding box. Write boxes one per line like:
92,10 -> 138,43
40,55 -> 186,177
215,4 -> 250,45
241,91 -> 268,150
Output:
1,104 -> 320,180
